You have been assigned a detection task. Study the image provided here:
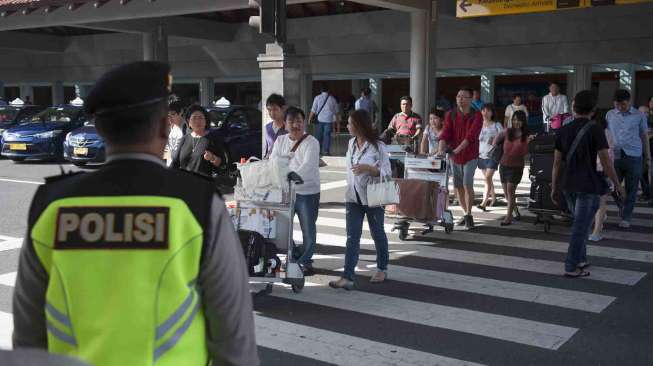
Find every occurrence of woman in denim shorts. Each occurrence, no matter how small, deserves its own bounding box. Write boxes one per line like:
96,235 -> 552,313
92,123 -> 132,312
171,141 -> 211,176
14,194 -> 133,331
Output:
477,104 -> 503,211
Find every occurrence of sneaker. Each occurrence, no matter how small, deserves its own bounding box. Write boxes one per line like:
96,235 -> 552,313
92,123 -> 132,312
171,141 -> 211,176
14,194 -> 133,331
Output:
328,278 -> 354,290
465,215 -> 474,229
618,220 -> 631,229
588,233 -> 603,242
370,271 -> 387,283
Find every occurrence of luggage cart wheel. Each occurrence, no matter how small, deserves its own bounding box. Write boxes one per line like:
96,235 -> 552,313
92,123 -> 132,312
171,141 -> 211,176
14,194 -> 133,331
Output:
544,222 -> 551,233
398,229 -> 409,241
291,278 -> 305,293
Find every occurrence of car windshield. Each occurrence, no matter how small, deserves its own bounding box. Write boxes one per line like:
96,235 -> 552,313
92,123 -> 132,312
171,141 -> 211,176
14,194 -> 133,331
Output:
30,107 -> 79,125
209,109 -> 228,129
0,108 -> 18,123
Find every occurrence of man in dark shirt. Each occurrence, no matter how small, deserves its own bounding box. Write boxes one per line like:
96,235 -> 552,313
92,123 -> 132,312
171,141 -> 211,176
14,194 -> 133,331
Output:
551,90 -> 624,278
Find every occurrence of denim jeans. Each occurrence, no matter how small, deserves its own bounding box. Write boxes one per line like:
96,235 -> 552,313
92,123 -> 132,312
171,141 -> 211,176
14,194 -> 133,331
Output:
343,202 -> 389,281
614,155 -> 643,222
564,192 -> 600,272
294,193 -> 320,265
314,122 -> 333,154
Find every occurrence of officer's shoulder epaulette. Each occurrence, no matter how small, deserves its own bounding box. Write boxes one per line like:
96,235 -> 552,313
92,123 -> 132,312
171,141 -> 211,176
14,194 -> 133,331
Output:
43,171 -> 86,185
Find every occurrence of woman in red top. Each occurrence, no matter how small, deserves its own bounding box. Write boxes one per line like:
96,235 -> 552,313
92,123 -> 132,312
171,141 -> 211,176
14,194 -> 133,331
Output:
497,110 -> 534,226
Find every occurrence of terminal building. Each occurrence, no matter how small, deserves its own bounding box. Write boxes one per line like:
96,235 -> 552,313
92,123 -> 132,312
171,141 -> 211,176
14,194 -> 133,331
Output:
0,0 -> 651,154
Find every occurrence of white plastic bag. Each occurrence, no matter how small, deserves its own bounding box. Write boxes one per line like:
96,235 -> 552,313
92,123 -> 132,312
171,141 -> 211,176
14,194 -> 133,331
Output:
238,156 -> 290,191
367,175 -> 400,207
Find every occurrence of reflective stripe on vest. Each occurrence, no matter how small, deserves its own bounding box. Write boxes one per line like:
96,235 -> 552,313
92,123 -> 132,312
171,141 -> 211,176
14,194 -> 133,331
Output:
31,196 -> 209,366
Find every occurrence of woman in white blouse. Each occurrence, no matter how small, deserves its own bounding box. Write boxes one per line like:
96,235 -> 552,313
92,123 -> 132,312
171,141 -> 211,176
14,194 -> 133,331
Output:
270,107 -> 321,275
329,110 -> 392,290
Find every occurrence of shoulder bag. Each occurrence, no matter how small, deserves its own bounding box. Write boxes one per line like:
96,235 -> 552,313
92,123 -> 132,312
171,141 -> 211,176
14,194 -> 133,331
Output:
366,143 -> 400,207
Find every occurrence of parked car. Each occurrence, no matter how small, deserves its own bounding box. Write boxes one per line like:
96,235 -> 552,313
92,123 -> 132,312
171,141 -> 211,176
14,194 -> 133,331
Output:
205,103 -> 262,170
0,100 -> 45,152
63,122 -> 105,166
1,102 -> 87,162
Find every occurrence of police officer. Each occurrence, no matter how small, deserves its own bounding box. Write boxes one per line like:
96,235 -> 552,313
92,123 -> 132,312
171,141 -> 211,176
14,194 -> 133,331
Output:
12,62 -> 259,366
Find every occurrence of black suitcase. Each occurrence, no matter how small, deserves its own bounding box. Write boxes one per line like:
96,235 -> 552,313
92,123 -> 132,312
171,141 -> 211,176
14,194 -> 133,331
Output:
528,180 -> 568,212
237,230 -> 280,277
528,133 -> 556,154
529,153 -> 554,183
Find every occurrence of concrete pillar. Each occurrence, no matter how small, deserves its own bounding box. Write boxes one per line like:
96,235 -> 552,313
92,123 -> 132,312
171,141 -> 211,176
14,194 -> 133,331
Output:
19,85 -> 32,104
568,64 -> 593,101
369,77 -> 383,129
258,42 -> 303,156
410,10 -> 427,119
143,22 -> 168,63
409,2 -> 437,119
619,64 -> 636,101
480,74 -> 495,105
200,78 -> 214,107
52,81 -> 64,105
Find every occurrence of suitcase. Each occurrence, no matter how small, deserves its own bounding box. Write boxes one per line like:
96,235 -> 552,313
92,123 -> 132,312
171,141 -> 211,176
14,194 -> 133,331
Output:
528,133 -> 556,154
529,153 -> 554,183
528,181 -> 568,213
392,179 -> 440,221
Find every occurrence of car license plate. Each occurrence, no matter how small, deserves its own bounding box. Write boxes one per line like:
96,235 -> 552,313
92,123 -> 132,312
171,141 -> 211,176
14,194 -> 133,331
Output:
73,147 -> 88,156
9,144 -> 27,151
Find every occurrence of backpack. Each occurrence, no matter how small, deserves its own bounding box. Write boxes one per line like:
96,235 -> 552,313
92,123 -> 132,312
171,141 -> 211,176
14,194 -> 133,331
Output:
238,230 -> 280,277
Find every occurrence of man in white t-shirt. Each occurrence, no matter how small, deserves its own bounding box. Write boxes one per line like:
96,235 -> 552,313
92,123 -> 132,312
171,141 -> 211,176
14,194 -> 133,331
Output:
270,106 -> 321,275
308,84 -> 340,156
504,94 -> 529,127
165,101 -> 187,166
542,82 -> 570,131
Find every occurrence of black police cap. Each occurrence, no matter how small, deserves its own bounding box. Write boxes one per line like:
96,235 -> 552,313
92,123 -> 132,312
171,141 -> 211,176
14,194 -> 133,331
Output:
85,61 -> 172,115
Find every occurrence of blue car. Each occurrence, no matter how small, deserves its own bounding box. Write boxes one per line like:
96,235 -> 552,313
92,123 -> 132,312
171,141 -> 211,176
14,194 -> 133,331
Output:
1,104 -> 87,162
63,122 -> 105,166
0,102 -> 46,152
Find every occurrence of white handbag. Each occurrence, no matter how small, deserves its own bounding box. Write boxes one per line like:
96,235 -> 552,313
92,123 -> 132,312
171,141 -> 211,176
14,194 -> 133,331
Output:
366,175 -> 400,207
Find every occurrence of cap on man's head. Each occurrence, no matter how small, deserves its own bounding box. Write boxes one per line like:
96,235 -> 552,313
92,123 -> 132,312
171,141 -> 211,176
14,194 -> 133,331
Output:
85,61 -> 172,115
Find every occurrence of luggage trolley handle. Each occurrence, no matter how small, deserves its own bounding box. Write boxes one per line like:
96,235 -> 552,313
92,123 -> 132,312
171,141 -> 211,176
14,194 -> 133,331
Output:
287,172 -> 304,185
286,171 -> 305,280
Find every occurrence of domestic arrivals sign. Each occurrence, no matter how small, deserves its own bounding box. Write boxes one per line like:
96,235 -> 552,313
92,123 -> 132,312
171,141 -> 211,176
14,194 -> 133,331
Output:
456,0 -> 651,17
456,0 -> 583,18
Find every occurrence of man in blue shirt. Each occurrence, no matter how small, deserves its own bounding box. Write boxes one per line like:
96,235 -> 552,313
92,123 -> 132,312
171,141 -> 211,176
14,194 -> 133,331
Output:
355,88 -> 376,124
471,89 -> 484,111
606,89 -> 651,228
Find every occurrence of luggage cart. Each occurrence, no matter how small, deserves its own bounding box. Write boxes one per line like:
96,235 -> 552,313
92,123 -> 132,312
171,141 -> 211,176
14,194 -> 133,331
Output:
234,172 -> 305,295
388,154 -> 455,240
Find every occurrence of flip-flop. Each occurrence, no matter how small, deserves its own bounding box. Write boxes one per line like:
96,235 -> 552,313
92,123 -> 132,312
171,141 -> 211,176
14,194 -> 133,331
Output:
577,262 -> 591,269
564,270 -> 590,278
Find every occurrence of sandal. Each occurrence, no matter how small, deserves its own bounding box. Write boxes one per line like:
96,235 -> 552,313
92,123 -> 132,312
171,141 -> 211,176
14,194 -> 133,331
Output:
370,271 -> 387,283
564,269 -> 590,278
328,278 -> 354,290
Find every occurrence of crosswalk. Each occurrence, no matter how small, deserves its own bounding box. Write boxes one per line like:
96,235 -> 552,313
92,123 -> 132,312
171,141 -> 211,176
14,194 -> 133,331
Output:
0,171 -> 651,364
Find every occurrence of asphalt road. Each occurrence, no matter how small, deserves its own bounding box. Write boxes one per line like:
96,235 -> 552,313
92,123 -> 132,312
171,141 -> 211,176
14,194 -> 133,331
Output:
0,158 -> 652,365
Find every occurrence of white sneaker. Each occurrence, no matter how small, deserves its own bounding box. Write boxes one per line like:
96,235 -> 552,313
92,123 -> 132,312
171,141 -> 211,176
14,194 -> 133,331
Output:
588,234 -> 603,242
618,220 -> 631,229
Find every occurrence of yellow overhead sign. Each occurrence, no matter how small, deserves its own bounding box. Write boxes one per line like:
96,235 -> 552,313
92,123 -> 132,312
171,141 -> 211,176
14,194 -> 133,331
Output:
456,0 -> 652,18
456,0 -> 582,18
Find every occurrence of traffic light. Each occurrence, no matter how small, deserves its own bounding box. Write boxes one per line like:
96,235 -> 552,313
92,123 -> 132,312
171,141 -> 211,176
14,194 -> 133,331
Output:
249,0 -> 286,43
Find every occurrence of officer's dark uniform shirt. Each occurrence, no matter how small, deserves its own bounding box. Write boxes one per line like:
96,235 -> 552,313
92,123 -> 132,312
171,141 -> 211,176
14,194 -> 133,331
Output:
12,154 -> 259,365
